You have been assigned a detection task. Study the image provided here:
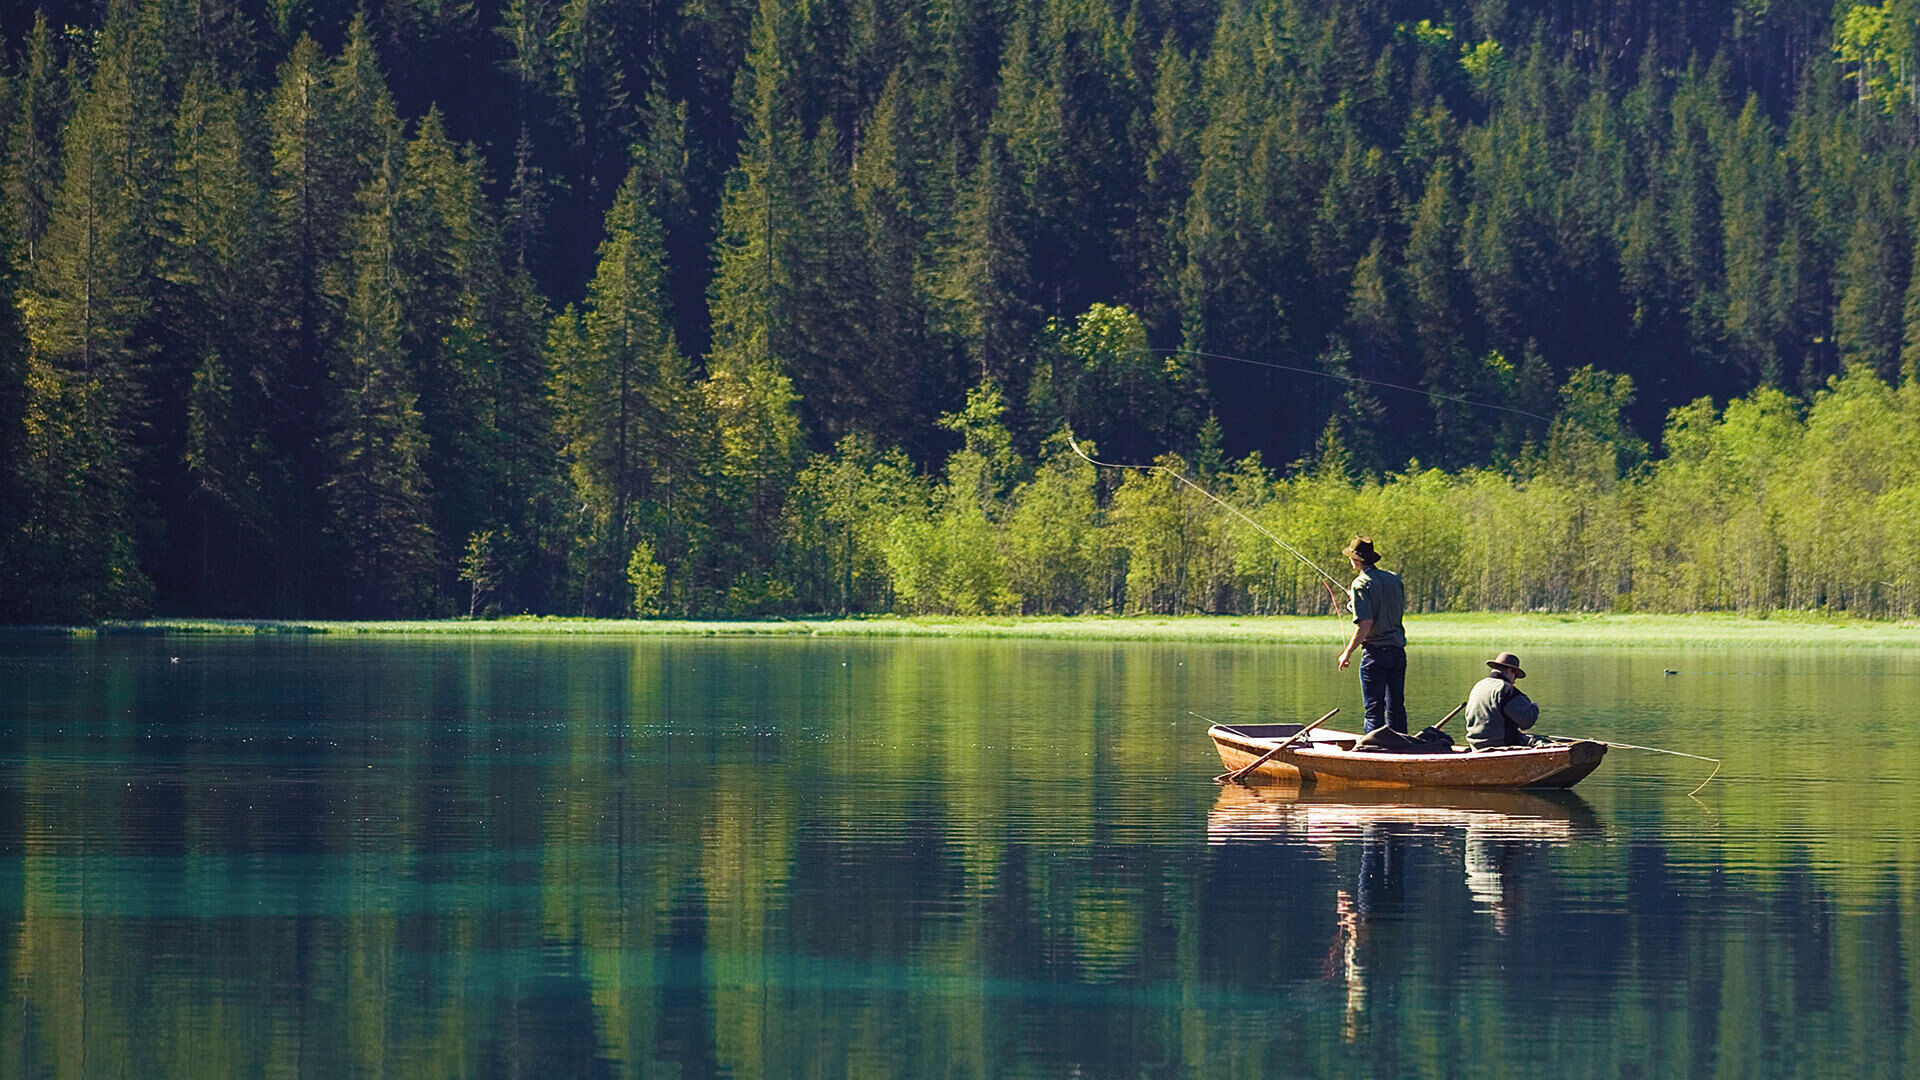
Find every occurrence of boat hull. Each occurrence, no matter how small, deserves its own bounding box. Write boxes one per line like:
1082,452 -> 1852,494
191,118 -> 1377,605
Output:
1210,723 -> 1606,789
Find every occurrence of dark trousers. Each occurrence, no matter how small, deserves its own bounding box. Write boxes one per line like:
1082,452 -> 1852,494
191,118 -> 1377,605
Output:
1359,645 -> 1407,734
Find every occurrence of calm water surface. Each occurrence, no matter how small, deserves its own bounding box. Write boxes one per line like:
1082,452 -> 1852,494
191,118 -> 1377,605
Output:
2,634 -> 1917,1078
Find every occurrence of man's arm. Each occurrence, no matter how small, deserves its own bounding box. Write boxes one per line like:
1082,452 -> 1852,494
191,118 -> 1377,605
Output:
1338,619 -> 1372,669
1503,688 -> 1539,730
1338,579 -> 1373,669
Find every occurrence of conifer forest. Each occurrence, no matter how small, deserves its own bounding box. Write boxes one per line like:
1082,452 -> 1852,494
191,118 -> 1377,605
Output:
7,0 -> 1920,621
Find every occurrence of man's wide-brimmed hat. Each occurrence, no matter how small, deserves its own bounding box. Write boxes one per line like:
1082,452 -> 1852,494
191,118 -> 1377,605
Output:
1343,536 -> 1380,564
1486,652 -> 1526,679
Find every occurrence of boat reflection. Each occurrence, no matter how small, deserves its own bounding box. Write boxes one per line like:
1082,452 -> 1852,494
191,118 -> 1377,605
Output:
1210,782 -> 1602,1041
1206,780 -> 1602,846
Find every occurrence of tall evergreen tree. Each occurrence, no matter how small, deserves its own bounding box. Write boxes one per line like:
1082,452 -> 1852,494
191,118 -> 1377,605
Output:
1717,93 -> 1783,385
394,106 -> 523,598
783,122 -> 878,443
0,228 -> 28,619
1138,37 -> 1198,344
551,166 -> 702,614
946,126 -> 1038,400
327,164 -> 435,615
851,67 -> 961,457
263,34 -> 354,607
17,32 -> 154,618
1404,160 -> 1473,463
1834,161 -> 1908,382
3,14 -> 62,266
161,72 -> 276,611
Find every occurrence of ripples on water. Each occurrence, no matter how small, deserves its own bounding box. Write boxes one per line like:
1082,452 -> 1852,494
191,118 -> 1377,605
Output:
0,636 -> 1915,1078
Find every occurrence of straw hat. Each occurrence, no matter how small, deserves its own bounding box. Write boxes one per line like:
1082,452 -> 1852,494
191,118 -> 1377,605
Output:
1486,652 -> 1526,679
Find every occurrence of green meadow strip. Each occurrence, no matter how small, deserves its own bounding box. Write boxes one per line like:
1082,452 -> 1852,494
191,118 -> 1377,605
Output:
69,612 -> 1920,647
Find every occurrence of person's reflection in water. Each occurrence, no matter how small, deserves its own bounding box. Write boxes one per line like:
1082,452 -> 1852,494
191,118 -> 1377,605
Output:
1329,823 -> 1404,1042
1463,824 -> 1544,935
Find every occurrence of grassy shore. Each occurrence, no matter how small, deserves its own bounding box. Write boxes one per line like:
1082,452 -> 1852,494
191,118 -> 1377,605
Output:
27,611 -> 1920,647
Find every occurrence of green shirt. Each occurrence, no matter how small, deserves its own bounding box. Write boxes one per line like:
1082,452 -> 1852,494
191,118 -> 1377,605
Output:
1350,565 -> 1406,648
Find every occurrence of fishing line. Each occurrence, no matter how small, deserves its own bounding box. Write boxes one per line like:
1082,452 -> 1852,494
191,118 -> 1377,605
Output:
1544,735 -> 1721,795
1062,346 -> 1552,592
1067,435 -> 1350,594
1150,347 -> 1555,423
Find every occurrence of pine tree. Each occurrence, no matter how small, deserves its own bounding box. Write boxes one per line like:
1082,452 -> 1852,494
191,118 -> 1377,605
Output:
162,72 -> 277,610
702,357 -> 803,610
852,68 -> 960,456
783,122 -> 878,443
1835,162 -> 1907,382
17,34 -> 154,619
946,126 -> 1039,400
1899,176 -> 1920,384
327,165 -> 435,615
1029,0 -> 1142,317
1138,37 -> 1198,343
264,34 -> 356,605
706,0 -> 797,381
0,228 -> 29,618
1177,1 -> 1291,398
3,14 -> 63,266
1717,94 -> 1783,385
1404,161 -> 1472,463
696,0 -> 809,605
1774,61 -> 1847,394
1345,235 -> 1398,367
395,107 -> 512,595
551,166 -> 702,614
263,26 -> 402,609
1662,58 -> 1729,382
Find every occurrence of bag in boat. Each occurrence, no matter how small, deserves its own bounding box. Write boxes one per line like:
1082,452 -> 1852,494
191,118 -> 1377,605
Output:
1351,725 -> 1456,753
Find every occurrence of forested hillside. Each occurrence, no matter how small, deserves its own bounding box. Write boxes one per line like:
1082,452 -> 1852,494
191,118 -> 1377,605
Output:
4,0 -> 1920,621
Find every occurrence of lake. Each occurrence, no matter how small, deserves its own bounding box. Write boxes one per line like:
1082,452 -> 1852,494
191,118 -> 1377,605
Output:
1,633 -> 1915,1078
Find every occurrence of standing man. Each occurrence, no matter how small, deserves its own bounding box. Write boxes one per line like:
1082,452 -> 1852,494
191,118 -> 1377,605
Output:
1463,652 -> 1539,750
1333,536 -> 1407,734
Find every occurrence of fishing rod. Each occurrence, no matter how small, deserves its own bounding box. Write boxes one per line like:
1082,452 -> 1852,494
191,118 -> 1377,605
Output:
1063,343 -> 1560,600
1066,434 -> 1351,595
1541,735 -> 1721,796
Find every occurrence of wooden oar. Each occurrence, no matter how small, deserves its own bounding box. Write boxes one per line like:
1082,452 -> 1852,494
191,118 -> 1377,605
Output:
1214,708 -> 1338,785
1432,702 -> 1467,730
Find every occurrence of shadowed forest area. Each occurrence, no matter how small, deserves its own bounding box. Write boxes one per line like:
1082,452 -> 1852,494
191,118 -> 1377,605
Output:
4,0 -> 1920,621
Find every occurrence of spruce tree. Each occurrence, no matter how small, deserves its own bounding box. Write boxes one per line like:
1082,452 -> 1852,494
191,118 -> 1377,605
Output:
698,0 -> 808,604
1404,161 -> 1472,463
783,122 -> 878,443
3,14 -> 62,266
264,34 -> 356,605
1835,163 -> 1907,382
1138,37 -> 1197,344
18,35 -> 154,619
396,107 -> 509,593
1717,94 -> 1783,385
162,72 -> 276,610
327,165 -> 435,615
552,165 -> 702,613
852,68 -> 959,457
946,127 -> 1038,398
0,228 -> 27,618
1775,61 -> 1847,393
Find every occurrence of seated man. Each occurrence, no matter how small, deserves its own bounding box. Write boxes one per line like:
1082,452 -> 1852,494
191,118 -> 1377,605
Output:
1464,652 -> 1540,750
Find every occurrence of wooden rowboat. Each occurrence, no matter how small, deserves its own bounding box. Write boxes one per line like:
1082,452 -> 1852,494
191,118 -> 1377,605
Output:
1209,721 -> 1607,789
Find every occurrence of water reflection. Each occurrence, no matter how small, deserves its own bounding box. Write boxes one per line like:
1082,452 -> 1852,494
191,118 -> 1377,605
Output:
0,635 -> 1916,1078
1211,782 -> 1604,1042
